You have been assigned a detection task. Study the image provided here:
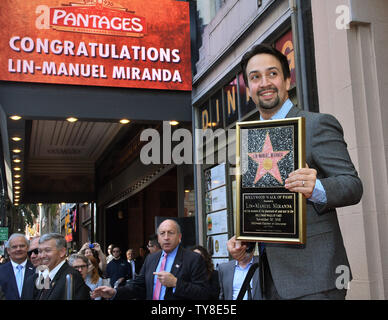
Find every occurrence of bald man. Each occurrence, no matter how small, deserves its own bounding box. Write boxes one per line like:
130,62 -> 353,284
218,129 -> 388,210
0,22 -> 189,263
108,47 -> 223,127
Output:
92,219 -> 210,300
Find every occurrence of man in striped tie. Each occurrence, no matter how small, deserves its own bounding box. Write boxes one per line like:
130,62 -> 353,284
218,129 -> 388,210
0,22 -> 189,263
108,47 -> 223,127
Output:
92,219 -> 210,300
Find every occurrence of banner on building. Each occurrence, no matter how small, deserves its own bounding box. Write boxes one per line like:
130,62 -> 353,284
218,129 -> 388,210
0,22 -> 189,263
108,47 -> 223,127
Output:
0,0 -> 192,91
275,30 -> 296,87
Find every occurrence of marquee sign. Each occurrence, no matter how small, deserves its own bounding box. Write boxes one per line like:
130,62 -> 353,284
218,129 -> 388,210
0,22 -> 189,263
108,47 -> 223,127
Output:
0,0 -> 191,91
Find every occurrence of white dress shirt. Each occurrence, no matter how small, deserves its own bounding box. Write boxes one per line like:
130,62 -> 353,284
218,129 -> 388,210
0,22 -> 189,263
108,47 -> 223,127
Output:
48,259 -> 66,281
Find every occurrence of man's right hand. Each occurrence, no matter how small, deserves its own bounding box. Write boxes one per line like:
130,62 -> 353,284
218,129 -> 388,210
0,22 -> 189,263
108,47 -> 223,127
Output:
91,286 -> 116,299
227,236 -> 248,261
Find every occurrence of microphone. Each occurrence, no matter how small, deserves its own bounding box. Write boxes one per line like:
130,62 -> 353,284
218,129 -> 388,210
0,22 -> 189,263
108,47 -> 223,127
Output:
65,274 -> 73,300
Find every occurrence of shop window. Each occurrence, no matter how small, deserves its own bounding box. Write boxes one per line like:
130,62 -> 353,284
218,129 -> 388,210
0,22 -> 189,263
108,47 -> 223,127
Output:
200,101 -> 211,130
210,89 -> 223,130
183,168 -> 195,217
184,190 -> 195,217
196,0 -> 226,32
238,72 -> 257,119
224,77 -> 238,127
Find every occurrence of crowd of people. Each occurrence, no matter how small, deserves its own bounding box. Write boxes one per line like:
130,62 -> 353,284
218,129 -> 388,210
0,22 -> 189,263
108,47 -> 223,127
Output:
0,221 -> 223,301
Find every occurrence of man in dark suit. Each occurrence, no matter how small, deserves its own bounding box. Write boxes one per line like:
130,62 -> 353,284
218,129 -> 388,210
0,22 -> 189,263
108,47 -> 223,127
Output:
0,233 -> 35,300
126,248 -> 143,279
33,233 -> 90,300
227,44 -> 363,300
92,219 -> 210,300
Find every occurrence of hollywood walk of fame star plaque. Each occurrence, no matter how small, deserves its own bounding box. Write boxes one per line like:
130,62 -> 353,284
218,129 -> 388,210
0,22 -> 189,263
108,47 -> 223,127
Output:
236,117 -> 306,244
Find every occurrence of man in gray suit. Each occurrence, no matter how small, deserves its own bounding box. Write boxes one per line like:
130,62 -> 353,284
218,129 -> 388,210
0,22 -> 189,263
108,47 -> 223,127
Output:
218,246 -> 261,300
228,44 -> 363,300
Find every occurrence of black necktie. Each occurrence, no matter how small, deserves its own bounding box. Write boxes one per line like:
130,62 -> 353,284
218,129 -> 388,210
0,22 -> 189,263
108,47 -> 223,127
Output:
247,285 -> 253,300
39,278 -> 51,300
237,263 -> 259,300
39,288 -> 49,300
259,244 -> 266,298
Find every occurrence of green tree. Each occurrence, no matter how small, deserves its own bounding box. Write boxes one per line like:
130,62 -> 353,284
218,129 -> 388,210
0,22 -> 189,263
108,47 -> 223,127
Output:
19,203 -> 39,227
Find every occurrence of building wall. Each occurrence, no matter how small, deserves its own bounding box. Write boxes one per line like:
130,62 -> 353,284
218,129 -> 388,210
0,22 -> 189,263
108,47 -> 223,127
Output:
311,0 -> 388,299
193,0 -> 290,104
104,167 -> 179,254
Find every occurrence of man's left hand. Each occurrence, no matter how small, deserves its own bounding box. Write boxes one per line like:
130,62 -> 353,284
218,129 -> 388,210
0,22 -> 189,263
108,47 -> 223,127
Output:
285,164 -> 317,199
153,271 -> 177,288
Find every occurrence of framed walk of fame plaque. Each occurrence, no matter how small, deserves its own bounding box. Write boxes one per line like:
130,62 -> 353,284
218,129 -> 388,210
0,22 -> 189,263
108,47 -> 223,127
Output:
236,117 -> 306,244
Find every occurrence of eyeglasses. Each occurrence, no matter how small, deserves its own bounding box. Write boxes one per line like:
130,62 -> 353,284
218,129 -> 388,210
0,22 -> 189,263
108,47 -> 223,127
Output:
27,248 -> 39,257
72,264 -> 88,270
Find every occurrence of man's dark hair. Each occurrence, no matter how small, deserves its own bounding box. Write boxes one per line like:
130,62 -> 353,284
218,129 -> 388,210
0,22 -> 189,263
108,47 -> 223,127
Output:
240,43 -> 291,87
112,246 -> 120,252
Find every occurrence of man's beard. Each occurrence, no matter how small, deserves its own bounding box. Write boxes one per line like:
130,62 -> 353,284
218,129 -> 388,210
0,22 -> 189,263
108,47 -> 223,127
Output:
257,88 -> 280,110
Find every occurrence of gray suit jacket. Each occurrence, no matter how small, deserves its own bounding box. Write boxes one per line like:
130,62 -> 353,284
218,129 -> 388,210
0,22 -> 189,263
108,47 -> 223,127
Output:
265,106 -> 363,299
218,256 -> 261,300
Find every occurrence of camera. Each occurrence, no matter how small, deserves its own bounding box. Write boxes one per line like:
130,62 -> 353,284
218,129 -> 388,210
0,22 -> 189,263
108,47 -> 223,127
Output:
89,243 -> 94,249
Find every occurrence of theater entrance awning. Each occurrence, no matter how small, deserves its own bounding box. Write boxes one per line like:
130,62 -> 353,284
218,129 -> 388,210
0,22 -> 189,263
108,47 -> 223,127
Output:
0,82 -> 191,204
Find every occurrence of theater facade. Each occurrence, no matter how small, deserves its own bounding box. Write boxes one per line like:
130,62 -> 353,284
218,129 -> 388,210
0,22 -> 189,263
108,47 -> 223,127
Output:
0,0 -> 196,254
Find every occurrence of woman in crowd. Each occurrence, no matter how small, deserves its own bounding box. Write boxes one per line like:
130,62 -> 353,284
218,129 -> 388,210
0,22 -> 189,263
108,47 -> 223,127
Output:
191,245 -> 220,300
84,255 -> 104,300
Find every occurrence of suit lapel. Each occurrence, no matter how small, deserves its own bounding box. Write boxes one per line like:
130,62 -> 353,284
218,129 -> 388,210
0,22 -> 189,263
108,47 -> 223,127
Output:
285,105 -> 302,118
21,261 -> 35,298
286,104 -> 313,165
165,246 -> 183,299
6,262 -> 19,298
6,260 -> 36,299
44,261 -> 67,300
24,261 -> 35,280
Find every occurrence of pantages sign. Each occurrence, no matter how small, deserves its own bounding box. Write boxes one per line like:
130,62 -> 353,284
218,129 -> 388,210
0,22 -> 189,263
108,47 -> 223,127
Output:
0,0 -> 191,91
